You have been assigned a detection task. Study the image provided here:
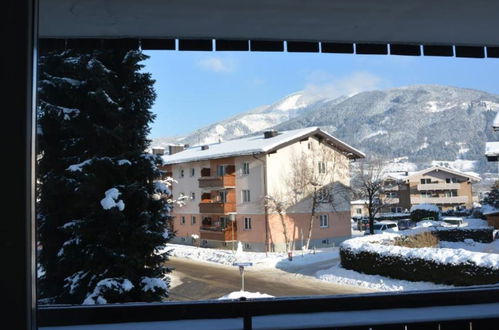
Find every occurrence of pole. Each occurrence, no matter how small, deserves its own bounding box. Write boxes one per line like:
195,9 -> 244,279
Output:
232,220 -> 234,253
242,268 -> 245,291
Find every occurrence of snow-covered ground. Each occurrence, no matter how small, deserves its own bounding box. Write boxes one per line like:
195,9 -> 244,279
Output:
166,217 -> 498,293
165,243 -> 339,271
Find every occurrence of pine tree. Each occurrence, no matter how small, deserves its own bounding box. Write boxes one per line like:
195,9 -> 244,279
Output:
483,180 -> 499,209
38,49 -> 172,304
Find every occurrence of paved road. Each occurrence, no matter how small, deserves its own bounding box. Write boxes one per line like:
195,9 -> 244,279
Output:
166,258 -> 373,301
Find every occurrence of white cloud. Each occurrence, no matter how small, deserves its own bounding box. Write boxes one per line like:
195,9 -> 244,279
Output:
197,57 -> 235,73
301,71 -> 387,103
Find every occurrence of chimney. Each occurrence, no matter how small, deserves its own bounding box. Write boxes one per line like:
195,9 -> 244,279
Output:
201,145 -> 209,150
151,147 -> 165,155
168,145 -> 185,155
264,130 -> 278,139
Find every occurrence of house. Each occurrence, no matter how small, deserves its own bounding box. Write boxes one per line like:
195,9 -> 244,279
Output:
350,200 -> 369,218
162,127 -> 365,252
381,166 -> 480,212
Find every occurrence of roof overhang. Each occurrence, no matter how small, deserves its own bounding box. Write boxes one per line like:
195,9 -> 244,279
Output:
406,166 -> 481,182
40,0 -> 499,47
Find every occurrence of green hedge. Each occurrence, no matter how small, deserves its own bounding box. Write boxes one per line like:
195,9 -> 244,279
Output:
434,228 -> 494,243
340,248 -> 499,286
410,209 -> 439,222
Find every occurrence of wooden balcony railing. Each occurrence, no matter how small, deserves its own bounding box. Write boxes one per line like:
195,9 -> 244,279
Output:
200,223 -> 237,241
198,175 -> 236,188
199,202 -> 236,213
417,183 -> 460,191
412,196 -> 468,204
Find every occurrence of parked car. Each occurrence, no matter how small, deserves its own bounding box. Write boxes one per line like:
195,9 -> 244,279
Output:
357,217 -> 370,231
397,219 -> 416,230
364,221 -> 399,235
441,216 -> 464,227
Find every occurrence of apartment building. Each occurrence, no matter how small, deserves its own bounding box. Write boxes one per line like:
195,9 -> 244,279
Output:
381,166 -> 480,212
162,127 -> 365,252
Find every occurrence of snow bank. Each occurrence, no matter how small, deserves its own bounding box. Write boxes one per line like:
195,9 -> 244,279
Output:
341,233 -> 499,269
218,291 -> 274,300
316,264 -> 451,292
410,203 -> 440,213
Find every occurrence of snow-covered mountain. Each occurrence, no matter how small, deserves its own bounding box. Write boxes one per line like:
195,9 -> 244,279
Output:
151,92 -> 336,148
152,84 -> 499,175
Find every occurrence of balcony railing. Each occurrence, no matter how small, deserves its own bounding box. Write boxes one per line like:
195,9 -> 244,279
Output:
383,197 -> 400,204
417,183 -> 460,190
198,175 -> 236,188
200,224 -> 237,241
412,196 -> 468,204
383,185 -> 399,191
199,202 -> 236,213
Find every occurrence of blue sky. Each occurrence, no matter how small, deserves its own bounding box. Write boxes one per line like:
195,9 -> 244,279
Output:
143,50 -> 499,138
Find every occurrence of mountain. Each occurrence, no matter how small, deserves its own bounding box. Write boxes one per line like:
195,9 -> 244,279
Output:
152,84 -> 499,177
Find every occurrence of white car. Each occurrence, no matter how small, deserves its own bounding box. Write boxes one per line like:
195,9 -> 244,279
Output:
364,221 -> 399,235
441,216 -> 464,227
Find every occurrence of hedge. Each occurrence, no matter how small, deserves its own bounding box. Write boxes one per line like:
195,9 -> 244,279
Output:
433,228 -> 494,243
340,248 -> 499,286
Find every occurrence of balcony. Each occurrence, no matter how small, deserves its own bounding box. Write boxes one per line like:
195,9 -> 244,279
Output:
417,183 -> 460,191
412,196 -> 468,204
199,202 -> 236,214
198,175 -> 236,188
200,223 -> 237,241
383,197 -> 400,204
383,185 -> 399,191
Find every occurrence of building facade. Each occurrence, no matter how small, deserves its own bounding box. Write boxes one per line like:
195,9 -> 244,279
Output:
162,127 -> 364,252
381,166 -> 480,212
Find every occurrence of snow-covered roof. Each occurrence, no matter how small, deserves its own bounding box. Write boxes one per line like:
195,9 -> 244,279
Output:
162,127 -> 365,165
403,166 -> 480,182
485,141 -> 499,157
350,199 -> 368,205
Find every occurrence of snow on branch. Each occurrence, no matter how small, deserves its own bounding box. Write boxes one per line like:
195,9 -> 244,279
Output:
83,278 -> 134,305
140,277 -> 168,293
100,188 -> 125,211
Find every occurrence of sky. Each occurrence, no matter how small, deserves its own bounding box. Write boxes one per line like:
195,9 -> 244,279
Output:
143,50 -> 499,138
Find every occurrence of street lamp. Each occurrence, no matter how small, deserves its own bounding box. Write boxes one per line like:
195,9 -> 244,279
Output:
228,213 -> 236,253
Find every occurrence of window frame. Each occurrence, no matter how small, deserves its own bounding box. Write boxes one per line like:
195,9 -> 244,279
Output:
16,3 -> 499,328
242,189 -> 251,202
244,217 -> 252,230
242,162 -> 250,175
319,214 -> 329,228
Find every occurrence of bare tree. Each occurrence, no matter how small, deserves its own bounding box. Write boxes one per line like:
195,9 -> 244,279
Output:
352,157 -> 388,235
265,193 -> 291,253
285,143 -> 350,250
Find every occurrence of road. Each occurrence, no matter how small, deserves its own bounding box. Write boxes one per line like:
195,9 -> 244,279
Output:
166,258 -> 373,301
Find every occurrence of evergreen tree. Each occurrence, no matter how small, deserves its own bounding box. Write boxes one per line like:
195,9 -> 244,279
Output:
38,49 -> 172,304
482,180 -> 499,209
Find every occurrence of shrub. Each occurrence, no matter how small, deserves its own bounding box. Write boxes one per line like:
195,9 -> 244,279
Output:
340,248 -> 499,286
394,232 -> 439,248
434,228 -> 494,243
410,209 -> 439,222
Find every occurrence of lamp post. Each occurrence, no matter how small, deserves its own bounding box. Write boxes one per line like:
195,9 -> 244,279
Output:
229,213 -> 236,253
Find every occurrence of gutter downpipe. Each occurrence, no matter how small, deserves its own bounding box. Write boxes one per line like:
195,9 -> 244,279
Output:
253,152 -> 270,254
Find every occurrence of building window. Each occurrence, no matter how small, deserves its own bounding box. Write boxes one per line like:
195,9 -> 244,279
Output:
242,162 -> 250,175
217,164 -> 226,176
391,207 -> 402,213
242,189 -> 251,202
190,168 -> 195,177
244,217 -> 252,230
420,178 -> 431,184
180,169 -> 184,178
318,161 -> 326,174
445,190 -> 458,197
191,216 -> 196,225
421,191 -> 432,198
446,177 -> 458,183
219,190 -> 227,203
180,216 -> 186,225
386,192 -> 397,198
356,208 -> 362,214
319,214 -> 329,228
308,142 -> 312,150
190,192 -> 195,200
